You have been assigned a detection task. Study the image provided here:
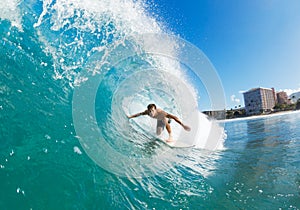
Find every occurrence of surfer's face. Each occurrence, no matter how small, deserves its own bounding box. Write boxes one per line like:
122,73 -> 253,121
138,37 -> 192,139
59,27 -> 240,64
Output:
148,107 -> 156,117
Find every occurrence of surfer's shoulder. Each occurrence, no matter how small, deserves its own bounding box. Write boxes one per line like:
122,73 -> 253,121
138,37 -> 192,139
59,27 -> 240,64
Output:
156,108 -> 167,115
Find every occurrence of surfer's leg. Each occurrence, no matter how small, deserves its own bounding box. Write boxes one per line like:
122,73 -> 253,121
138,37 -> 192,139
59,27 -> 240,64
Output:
156,120 -> 164,136
165,122 -> 173,142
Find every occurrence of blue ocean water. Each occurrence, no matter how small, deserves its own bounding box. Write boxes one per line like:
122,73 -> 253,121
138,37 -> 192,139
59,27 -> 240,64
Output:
0,0 -> 300,209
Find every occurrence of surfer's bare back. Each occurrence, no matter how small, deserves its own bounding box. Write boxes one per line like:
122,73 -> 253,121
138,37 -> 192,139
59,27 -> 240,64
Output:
127,104 -> 191,142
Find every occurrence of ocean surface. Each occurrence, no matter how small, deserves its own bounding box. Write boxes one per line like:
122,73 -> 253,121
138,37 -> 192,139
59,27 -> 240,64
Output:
1,0 -> 300,209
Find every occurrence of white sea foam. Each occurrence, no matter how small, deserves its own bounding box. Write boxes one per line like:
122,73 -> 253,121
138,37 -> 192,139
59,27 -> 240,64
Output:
0,0 -> 23,31
33,0 -> 165,79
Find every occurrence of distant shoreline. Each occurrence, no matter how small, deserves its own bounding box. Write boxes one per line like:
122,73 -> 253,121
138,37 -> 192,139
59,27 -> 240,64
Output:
218,110 -> 300,123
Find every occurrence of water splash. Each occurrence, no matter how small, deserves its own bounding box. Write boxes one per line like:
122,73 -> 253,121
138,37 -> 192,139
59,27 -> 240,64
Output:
0,0 -> 23,31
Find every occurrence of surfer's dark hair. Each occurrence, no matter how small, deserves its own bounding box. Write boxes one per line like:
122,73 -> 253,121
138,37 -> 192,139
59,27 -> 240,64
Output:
147,104 -> 156,110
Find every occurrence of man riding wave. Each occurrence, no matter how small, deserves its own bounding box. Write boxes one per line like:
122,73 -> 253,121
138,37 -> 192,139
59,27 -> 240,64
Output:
127,104 -> 191,142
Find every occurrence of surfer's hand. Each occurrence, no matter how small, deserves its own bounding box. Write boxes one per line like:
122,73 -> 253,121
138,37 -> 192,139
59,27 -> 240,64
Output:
183,125 -> 191,131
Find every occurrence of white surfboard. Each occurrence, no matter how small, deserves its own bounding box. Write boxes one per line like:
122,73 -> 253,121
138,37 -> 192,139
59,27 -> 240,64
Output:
132,119 -> 195,148
155,137 -> 195,148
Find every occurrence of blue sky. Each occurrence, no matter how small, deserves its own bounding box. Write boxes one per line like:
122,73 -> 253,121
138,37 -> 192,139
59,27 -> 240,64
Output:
150,0 -> 300,109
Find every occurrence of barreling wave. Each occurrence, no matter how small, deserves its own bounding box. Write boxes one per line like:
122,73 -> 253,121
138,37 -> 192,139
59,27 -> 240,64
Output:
0,0 -> 225,178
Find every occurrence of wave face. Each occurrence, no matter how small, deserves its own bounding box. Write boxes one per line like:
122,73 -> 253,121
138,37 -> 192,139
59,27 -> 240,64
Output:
0,0 -> 226,208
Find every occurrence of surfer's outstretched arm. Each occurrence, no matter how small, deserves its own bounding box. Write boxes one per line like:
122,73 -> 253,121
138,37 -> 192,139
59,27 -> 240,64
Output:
166,114 -> 191,131
127,110 -> 148,119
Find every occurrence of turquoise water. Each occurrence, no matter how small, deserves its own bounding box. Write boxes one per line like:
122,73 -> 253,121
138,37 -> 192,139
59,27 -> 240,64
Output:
1,0 -> 300,209
1,108 -> 300,209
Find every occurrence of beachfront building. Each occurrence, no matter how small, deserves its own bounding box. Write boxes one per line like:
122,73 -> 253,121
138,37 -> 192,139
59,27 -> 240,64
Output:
202,110 -> 226,120
276,91 -> 290,105
290,91 -> 300,104
243,87 -> 276,115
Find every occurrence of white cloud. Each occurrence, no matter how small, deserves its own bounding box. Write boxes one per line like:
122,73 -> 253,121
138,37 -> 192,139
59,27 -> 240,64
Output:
278,88 -> 300,96
230,95 -> 235,101
230,95 -> 241,104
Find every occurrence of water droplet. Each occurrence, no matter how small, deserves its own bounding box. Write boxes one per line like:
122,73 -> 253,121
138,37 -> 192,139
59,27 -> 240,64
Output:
73,146 -> 82,155
10,150 -> 14,156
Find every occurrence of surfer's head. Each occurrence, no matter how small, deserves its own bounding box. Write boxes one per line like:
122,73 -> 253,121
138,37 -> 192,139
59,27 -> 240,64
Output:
147,103 -> 156,117
147,104 -> 156,110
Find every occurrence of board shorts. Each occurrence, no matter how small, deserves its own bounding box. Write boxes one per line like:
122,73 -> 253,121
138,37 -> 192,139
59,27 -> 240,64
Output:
157,119 -> 165,130
157,118 -> 171,129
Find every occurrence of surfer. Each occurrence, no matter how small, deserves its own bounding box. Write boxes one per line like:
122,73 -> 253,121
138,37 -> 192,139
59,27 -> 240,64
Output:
127,104 -> 191,142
